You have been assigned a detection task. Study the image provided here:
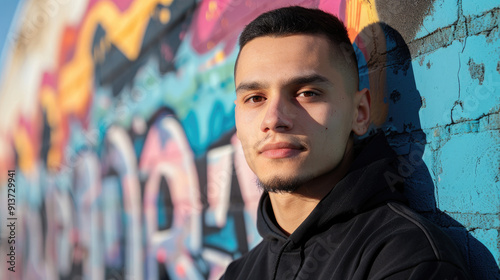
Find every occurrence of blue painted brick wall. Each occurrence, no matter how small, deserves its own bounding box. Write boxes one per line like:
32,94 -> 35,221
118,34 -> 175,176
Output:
401,0 -> 500,278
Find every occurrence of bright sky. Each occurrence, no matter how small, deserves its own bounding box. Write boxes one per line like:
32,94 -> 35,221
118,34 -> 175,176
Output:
0,0 -> 23,79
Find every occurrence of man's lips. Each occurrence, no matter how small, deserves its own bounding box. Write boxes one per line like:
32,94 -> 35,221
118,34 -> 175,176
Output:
259,142 -> 305,159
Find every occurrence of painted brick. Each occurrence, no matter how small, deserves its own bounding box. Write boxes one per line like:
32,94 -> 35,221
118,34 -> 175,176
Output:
441,213 -> 500,229
467,11 -> 500,36
448,120 -> 480,135
480,112 -> 500,131
462,0 -> 500,18
421,143 -> 436,176
415,0 -> 459,39
409,25 -> 456,57
383,63 -> 423,134
423,126 -> 449,152
437,130 -> 500,214
412,41 -> 462,129
453,33 -> 500,122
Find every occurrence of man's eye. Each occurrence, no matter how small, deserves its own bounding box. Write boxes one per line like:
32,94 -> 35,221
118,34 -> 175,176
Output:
246,96 -> 265,103
298,91 -> 318,97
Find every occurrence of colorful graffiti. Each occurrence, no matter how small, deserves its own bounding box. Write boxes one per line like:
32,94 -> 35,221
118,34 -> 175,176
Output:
0,0 -> 499,279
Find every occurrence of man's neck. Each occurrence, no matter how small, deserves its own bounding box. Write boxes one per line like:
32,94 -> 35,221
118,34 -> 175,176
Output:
268,138 -> 354,236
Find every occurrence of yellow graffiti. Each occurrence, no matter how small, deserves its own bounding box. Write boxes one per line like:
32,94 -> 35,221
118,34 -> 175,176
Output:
159,7 -> 171,24
205,0 -> 219,20
345,0 -> 379,41
42,0 -> 174,169
345,0 -> 388,127
14,125 -> 36,173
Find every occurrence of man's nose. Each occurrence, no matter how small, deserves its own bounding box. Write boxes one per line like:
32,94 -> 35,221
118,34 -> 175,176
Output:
260,93 -> 294,132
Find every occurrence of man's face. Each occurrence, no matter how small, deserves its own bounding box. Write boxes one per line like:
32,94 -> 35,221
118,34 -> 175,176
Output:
234,34 -> 358,192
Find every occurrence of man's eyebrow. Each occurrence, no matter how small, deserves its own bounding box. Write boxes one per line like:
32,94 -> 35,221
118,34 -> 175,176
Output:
235,81 -> 267,94
286,74 -> 333,87
235,74 -> 333,94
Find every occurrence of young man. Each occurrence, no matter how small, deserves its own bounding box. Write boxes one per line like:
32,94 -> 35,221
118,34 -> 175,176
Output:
222,6 -> 471,280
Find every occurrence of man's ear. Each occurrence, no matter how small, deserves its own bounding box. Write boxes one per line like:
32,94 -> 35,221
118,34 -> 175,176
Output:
352,88 -> 371,136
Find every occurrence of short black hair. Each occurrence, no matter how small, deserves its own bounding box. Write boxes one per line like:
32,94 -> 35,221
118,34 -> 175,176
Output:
235,6 -> 359,91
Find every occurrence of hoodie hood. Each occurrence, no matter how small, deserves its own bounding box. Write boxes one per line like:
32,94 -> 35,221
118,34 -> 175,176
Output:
256,132 -> 408,246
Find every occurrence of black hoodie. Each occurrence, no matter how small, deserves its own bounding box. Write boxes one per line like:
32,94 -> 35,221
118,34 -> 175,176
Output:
221,133 -> 471,280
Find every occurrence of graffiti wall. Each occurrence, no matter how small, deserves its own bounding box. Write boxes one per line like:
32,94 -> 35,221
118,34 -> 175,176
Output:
0,0 -> 498,279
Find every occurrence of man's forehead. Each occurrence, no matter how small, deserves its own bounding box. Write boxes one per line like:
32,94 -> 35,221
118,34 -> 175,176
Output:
234,34 -> 357,93
235,35 -> 335,77
237,34 -> 331,61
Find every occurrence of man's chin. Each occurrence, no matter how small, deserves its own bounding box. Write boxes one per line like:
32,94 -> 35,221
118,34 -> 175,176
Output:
256,175 -> 312,194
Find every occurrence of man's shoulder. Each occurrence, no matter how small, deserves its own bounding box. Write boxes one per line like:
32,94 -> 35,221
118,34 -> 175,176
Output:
361,202 -> 463,258
358,202 -> 471,278
380,202 -> 462,257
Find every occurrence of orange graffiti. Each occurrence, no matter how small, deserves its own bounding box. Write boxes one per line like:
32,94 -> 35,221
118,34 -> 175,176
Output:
13,115 -> 41,173
39,0 -> 175,170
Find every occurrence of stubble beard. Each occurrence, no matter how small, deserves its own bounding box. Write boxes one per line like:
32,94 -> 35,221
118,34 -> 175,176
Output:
256,174 -> 314,193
